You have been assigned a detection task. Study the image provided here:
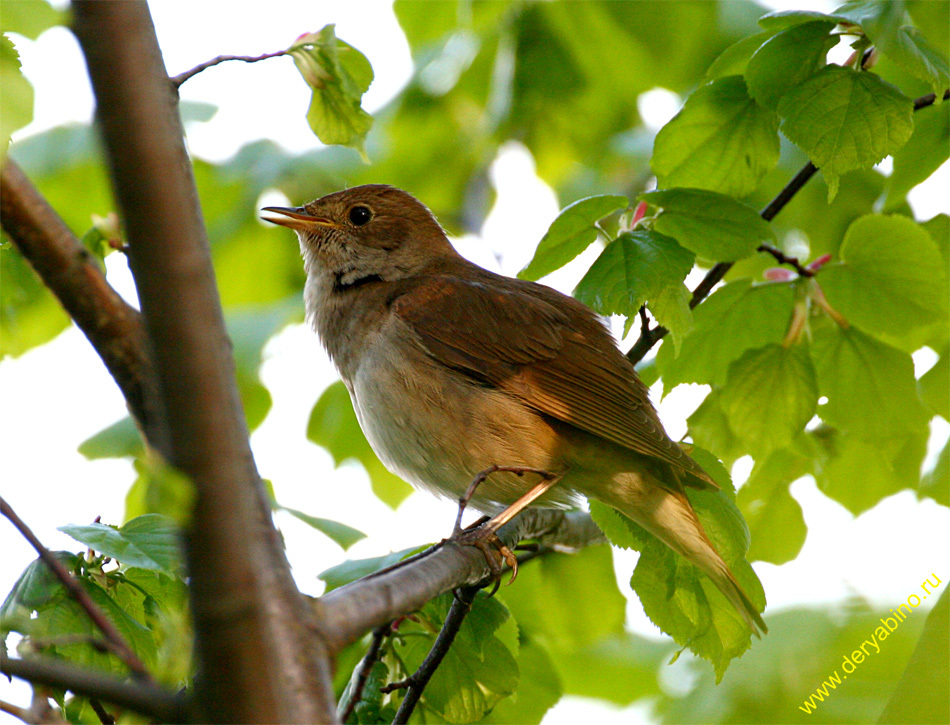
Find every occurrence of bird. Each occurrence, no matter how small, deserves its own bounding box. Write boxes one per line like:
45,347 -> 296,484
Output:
262,184 -> 766,636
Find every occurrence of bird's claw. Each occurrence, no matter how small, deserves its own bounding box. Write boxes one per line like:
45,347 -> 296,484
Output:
448,524 -> 519,595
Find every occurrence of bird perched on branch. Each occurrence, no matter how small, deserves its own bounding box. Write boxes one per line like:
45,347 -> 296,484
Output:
263,184 -> 766,636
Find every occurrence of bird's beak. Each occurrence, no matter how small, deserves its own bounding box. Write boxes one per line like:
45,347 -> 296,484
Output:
261,206 -> 340,232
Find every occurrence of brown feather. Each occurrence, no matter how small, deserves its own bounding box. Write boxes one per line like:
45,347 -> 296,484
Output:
391,261 -> 716,488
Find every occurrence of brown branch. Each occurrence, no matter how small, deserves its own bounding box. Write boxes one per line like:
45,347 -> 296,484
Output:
171,50 -> 290,88
387,586 -> 479,724
0,161 -> 166,450
339,625 -> 391,723
0,654 -> 186,723
625,88 -> 948,365
0,496 -> 152,681
87,698 -> 115,725
318,509 -> 605,654
757,243 -> 815,277
70,2 -> 336,721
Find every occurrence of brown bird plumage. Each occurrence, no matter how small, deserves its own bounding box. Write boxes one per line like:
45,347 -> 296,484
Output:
263,184 -> 766,635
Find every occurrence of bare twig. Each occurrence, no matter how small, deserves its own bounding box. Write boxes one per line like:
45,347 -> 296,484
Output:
0,654 -> 185,723
387,586 -> 479,724
339,624 -> 391,723
0,161 -> 165,449
87,698 -> 116,725
0,700 -> 29,723
757,244 -> 815,277
0,497 -> 152,681
625,88 -> 948,365
171,50 -> 289,87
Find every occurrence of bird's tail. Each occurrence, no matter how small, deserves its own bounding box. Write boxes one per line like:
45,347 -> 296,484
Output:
598,472 -> 767,637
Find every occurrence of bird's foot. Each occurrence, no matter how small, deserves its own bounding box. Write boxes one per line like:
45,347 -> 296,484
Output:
450,523 -> 520,595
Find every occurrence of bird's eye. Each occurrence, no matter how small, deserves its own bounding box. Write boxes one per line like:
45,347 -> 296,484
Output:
349,205 -> 372,226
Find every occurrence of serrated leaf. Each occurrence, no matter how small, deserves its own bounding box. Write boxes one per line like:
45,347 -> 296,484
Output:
0,553 -> 78,620
307,380 -> 413,509
719,344 -> 818,458
643,188 -> 777,262
835,0 -> 950,96
885,99 -> 949,210
811,321 -> 930,441
589,499 -> 648,551
652,76 -> 780,197
518,195 -> 628,281
656,280 -> 796,392
777,66 -> 914,199
820,214 -> 949,348
288,25 -> 374,156
745,21 -> 837,110
573,230 -> 694,319
737,448 -> 810,564
58,514 -> 182,575
279,506 -> 366,550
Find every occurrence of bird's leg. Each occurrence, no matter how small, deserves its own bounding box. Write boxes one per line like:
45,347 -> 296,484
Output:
448,466 -> 563,590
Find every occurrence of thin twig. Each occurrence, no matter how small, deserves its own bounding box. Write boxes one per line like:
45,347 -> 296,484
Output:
0,654 -> 185,723
171,51 -> 289,87
387,587 -> 480,724
0,700 -> 29,723
87,698 -> 116,725
0,497 -> 152,681
340,624 -> 391,723
757,244 -> 815,277
625,88 -> 948,365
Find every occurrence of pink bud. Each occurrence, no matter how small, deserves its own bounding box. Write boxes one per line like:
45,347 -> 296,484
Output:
764,267 -> 795,281
808,254 -> 832,272
632,201 -> 647,226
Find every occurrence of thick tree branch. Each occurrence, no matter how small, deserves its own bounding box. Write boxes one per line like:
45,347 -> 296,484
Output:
0,160 -> 166,449
0,654 -> 186,724
71,2 -> 336,721
318,509 -> 605,654
0,497 -> 151,681
626,88 -> 948,365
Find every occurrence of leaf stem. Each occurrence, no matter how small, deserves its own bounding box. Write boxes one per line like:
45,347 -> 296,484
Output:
170,51 -> 290,88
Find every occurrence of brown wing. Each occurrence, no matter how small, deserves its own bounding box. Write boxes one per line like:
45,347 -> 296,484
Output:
390,267 -> 715,487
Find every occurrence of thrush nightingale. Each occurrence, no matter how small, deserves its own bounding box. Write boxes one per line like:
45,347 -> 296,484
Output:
263,184 -> 766,635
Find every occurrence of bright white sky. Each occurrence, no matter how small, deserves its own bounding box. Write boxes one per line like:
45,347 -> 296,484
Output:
2,1 -> 949,722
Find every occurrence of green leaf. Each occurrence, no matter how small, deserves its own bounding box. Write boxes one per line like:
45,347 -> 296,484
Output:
393,592 -> 519,723
706,32 -> 776,79
78,416 -> 143,460
0,244 -> 71,358
649,283 -> 694,353
307,380 -> 413,509
652,76 -> 780,197
811,321 -> 930,441
288,25 -> 374,157
736,448 -> 810,564
656,279 -> 796,391
918,348 -> 949,420
687,389 -> 746,466
757,9 -> 848,31
123,458 -> 196,526
812,426 -> 927,514
0,0 -> 64,39
777,66 -> 914,199
0,34 -> 33,161
719,344 -> 819,458
919,439 -> 949,506
573,230 -> 694,318
317,546 -> 423,592
518,195 -> 628,281
0,552 -> 78,620
820,214 -> 949,348
589,500 -> 648,551
745,21 -> 837,110
643,188 -> 777,262
485,640 -> 562,724
279,506 -> 366,550
886,99 -> 949,210
58,514 -> 182,575
835,0 -> 950,96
